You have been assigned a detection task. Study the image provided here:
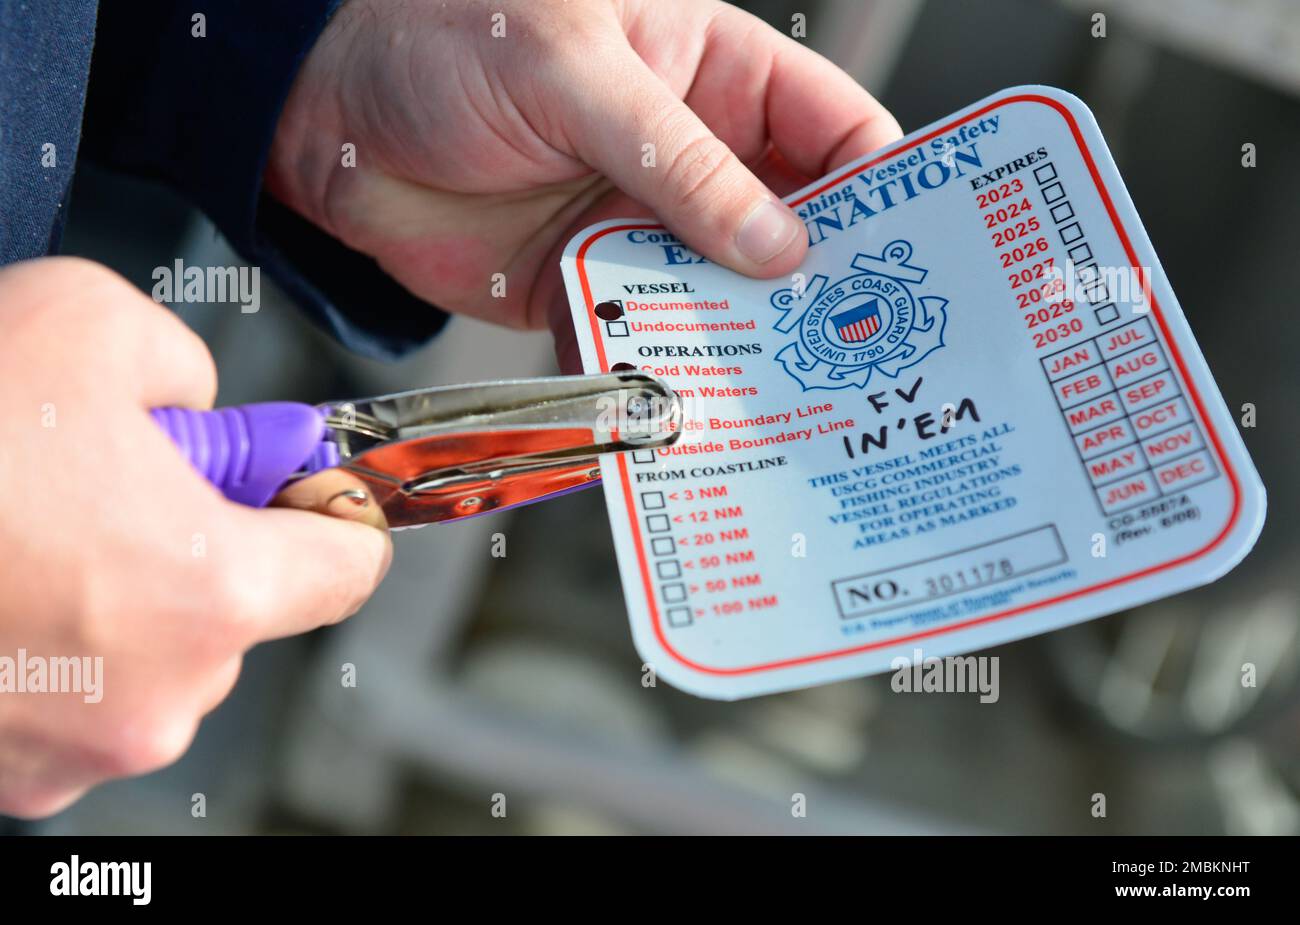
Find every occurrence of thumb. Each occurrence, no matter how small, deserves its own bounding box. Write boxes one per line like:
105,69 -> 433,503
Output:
271,469 -> 390,531
563,55 -> 806,278
224,503 -> 393,643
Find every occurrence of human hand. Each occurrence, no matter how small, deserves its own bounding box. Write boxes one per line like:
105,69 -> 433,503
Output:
266,0 -> 901,366
0,258 -> 392,817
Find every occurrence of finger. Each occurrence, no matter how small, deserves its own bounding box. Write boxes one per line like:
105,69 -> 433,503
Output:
682,5 -> 903,177
199,656 -> 245,715
225,505 -> 393,642
121,300 -> 218,411
765,38 -> 903,173
0,781 -> 90,820
0,722 -> 94,818
34,257 -> 218,410
558,51 -> 807,278
272,469 -> 390,530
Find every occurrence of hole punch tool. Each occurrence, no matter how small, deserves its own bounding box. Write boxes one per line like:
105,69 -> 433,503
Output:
151,372 -> 683,528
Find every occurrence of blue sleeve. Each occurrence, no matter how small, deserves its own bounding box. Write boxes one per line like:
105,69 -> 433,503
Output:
80,0 -> 448,361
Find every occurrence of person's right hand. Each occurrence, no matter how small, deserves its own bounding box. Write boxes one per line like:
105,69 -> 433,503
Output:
267,0 -> 902,370
0,258 -> 392,818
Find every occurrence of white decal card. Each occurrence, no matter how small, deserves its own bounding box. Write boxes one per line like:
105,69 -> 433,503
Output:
560,86 -> 1265,700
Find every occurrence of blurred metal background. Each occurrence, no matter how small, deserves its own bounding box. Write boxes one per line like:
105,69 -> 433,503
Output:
17,0 -> 1300,835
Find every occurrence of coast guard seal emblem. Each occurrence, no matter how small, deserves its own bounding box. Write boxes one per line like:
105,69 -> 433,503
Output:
769,239 -> 950,392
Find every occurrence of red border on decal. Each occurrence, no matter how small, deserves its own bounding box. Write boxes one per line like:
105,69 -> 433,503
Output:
573,93 -> 1244,677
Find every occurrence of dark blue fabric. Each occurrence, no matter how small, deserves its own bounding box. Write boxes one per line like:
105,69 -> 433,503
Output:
0,0 -> 98,260
1,0 -> 447,360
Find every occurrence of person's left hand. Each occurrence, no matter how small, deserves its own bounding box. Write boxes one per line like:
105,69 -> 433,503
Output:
266,0 -> 901,367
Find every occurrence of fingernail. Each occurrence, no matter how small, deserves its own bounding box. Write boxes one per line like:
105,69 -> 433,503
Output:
327,489 -> 370,517
735,199 -> 801,264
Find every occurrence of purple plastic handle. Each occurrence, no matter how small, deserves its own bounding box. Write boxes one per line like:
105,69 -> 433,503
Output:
151,402 -> 327,507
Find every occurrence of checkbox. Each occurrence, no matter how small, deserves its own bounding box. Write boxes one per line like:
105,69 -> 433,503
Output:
640,490 -> 665,510
1068,243 -> 1093,264
651,536 -> 676,556
666,607 -> 693,628
1095,303 -> 1119,324
605,320 -> 629,337
1033,162 -> 1058,184
1059,222 -> 1084,244
1050,201 -> 1075,224
631,449 -> 656,464
645,514 -> 671,533
1076,262 -> 1099,286
1083,282 -> 1110,304
662,583 -> 687,603
1041,181 -> 1066,203
656,559 -> 682,579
